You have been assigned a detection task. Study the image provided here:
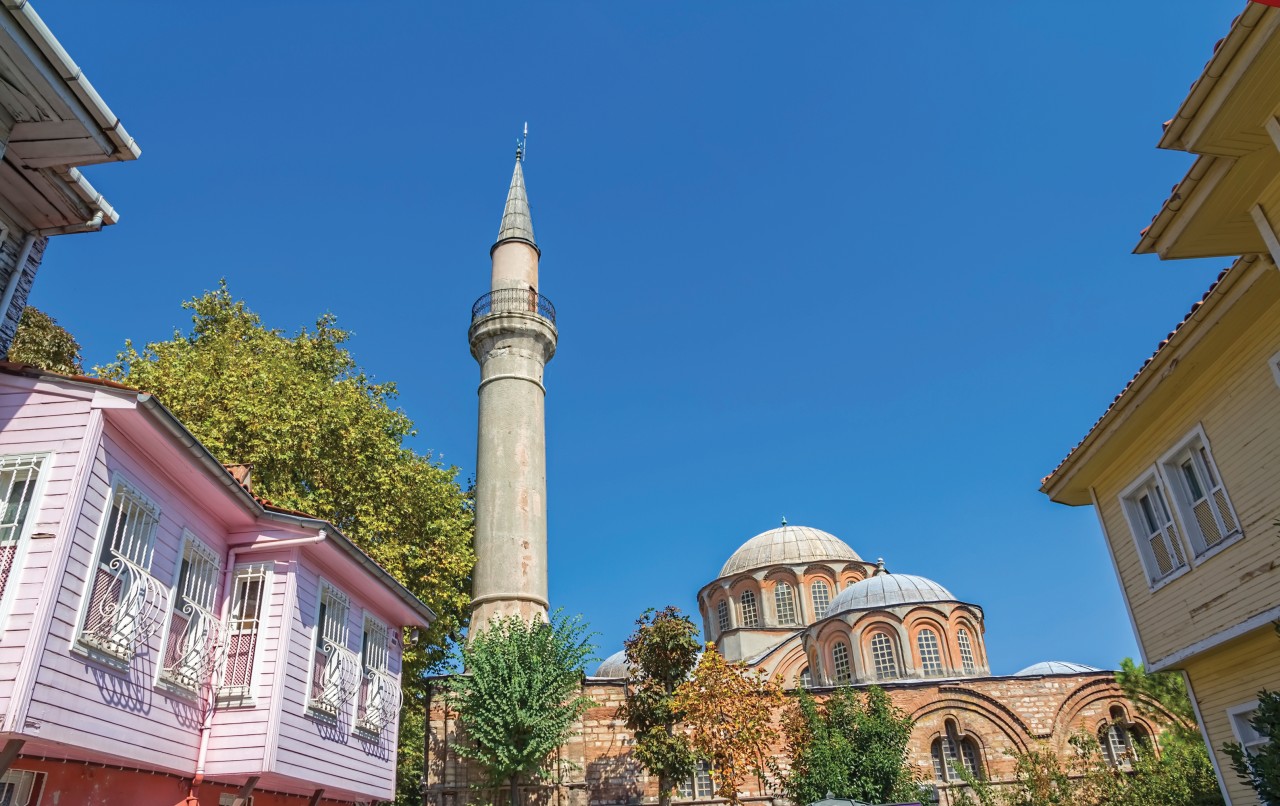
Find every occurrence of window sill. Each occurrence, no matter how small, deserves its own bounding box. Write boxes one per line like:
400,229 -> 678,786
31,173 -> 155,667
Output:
306,701 -> 341,723
1146,564 -> 1191,593
1191,530 -> 1244,567
216,689 -> 257,709
156,675 -> 203,703
71,640 -> 131,673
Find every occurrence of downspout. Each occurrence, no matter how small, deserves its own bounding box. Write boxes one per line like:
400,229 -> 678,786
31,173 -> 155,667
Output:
190,531 -> 327,797
0,233 -> 37,346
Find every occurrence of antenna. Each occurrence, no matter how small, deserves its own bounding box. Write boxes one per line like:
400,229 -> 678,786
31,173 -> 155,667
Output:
517,122 -> 528,162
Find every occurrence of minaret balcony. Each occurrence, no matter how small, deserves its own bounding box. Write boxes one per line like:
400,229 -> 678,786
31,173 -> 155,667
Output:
470,288 -> 557,326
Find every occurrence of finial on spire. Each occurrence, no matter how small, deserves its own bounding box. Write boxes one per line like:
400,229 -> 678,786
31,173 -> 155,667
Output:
781,516 -> 787,526
516,121 -> 528,162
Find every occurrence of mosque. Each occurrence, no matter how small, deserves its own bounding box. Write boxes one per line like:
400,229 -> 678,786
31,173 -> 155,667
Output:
424,150 -> 1173,806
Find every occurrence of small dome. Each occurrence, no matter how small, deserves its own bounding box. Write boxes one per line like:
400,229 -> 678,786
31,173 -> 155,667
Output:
1015,661 -> 1102,676
720,525 -> 861,577
828,573 -> 955,615
594,650 -> 631,678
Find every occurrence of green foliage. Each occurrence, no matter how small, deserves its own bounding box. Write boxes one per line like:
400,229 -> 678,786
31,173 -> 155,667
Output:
782,686 -> 927,806
1116,657 -> 1197,743
446,611 -> 596,806
1223,624 -> 1280,804
8,306 -> 83,374
616,607 -> 701,806
96,283 -> 474,804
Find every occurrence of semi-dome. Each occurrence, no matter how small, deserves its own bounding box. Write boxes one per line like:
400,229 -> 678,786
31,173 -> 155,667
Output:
720,524 -> 861,577
594,650 -> 632,679
1015,661 -> 1101,676
827,573 -> 955,615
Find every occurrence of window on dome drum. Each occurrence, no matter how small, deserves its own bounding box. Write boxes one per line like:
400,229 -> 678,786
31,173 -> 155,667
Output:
0,768 -> 45,806
832,641 -> 851,684
870,632 -> 898,680
716,599 -> 730,634
917,629 -> 944,676
774,581 -> 797,624
739,590 -> 759,628
931,724 -> 982,782
957,628 -> 976,673
1159,430 -> 1240,557
1120,473 -> 1187,585
810,580 -> 831,619
79,478 -> 165,663
0,454 -> 45,613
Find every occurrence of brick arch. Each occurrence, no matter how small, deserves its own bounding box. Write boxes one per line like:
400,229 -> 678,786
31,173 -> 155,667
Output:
904,610 -> 953,671
1054,678 -> 1175,748
815,622 -> 855,685
911,691 -> 1035,755
948,613 -> 984,671
771,641 -> 811,688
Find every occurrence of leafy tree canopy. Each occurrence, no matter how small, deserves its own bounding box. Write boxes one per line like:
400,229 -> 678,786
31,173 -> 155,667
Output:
782,686 -> 926,806
617,606 -> 701,806
673,646 -> 785,805
8,305 -> 83,374
1223,624 -> 1280,803
446,612 -> 596,806
97,283 -> 474,803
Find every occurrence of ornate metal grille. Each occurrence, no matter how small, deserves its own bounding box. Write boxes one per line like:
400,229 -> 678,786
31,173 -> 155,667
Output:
310,583 -> 357,716
356,616 -> 400,734
0,455 -> 44,609
0,769 -> 44,806
917,629 -> 944,676
470,288 -> 556,325
221,564 -> 268,698
80,481 -> 168,662
161,535 -> 223,692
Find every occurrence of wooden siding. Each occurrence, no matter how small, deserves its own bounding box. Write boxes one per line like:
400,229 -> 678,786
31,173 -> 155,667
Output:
22,422 -> 233,773
266,554 -> 402,800
1091,274 -> 1280,665
1184,627 -> 1280,806
0,382 -> 90,726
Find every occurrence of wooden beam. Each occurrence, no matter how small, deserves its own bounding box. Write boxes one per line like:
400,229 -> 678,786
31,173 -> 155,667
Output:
307,789 -> 325,806
231,776 -> 259,806
0,739 -> 24,778
1250,203 -> 1280,267
1266,115 -> 1280,154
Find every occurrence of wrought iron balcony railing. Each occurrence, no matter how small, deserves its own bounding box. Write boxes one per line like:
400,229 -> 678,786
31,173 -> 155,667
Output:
470,288 -> 556,325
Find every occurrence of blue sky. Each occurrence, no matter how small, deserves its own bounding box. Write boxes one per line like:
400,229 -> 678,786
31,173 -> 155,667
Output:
33,1 -> 1244,672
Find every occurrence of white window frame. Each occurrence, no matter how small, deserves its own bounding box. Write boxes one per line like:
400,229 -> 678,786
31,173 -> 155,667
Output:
355,611 -> 393,736
1118,469 -> 1190,590
0,768 -> 45,806
219,562 -> 271,705
75,474 -> 165,664
308,579 -> 356,718
1157,426 -> 1243,562
1228,700 -> 1268,756
0,453 -> 51,632
158,530 -> 222,693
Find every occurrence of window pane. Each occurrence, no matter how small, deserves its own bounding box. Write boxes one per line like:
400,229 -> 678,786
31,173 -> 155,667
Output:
811,581 -> 831,619
957,629 -> 976,673
716,600 -> 729,633
917,629 -> 943,676
774,582 -> 796,624
832,641 -> 851,684
1181,459 -> 1205,501
739,591 -> 758,628
870,632 -> 897,680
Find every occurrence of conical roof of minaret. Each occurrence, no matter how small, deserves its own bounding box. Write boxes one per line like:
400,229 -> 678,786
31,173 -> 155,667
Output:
493,157 -> 538,254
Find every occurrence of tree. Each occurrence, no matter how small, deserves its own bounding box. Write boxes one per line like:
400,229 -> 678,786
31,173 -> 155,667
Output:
782,686 -> 926,806
616,607 -> 701,806
672,646 -> 785,805
97,283 -> 474,804
1223,624 -> 1280,804
445,612 -> 596,806
7,306 -> 83,374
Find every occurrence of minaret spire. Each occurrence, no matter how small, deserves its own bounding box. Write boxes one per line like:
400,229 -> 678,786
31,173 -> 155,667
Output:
468,137 -> 558,632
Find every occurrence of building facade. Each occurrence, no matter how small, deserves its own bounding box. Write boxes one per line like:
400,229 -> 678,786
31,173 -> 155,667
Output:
1042,4 -> 1280,804
0,1 -> 139,355
0,362 -> 432,805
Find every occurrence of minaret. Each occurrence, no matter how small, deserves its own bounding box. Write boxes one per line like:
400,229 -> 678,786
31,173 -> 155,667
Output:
467,142 -> 557,629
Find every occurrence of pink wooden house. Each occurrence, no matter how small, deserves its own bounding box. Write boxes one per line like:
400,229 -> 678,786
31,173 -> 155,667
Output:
0,362 -> 434,806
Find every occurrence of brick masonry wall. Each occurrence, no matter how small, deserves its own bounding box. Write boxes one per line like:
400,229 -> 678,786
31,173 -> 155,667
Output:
426,672 -> 1171,806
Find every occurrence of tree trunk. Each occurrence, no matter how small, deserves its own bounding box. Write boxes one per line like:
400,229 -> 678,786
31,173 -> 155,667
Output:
510,774 -> 521,806
658,774 -> 670,806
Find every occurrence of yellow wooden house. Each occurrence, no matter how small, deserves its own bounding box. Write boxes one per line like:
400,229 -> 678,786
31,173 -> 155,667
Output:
1041,4 -> 1280,803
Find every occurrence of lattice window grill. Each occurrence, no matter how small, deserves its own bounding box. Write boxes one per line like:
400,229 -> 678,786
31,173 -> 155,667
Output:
221,564 -> 268,698
774,581 -> 797,625
917,629 -> 944,676
832,641 -> 851,684
739,590 -> 759,628
80,481 -> 167,662
810,580 -> 831,620
310,582 -> 357,715
0,455 -> 44,608
870,632 -> 898,680
957,628 -> 976,673
161,535 -> 223,692
356,615 -> 400,734
716,599 -> 729,634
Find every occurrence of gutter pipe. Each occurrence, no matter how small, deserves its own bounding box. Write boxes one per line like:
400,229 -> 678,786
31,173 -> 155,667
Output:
0,232 -> 36,343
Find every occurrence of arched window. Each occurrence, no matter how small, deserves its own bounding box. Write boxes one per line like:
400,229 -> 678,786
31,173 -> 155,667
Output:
1100,707 -> 1146,768
956,628 -> 976,673
832,641 -> 851,684
774,582 -> 797,624
799,666 -> 812,688
869,631 -> 899,680
810,580 -> 831,619
917,628 -> 944,676
931,722 -> 982,782
739,590 -> 759,628
716,600 -> 730,634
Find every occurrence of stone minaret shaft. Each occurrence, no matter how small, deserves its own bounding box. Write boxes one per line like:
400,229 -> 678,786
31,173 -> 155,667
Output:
468,152 -> 557,629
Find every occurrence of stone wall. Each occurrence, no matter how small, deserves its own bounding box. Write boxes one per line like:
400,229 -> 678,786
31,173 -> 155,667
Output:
425,671 -> 1170,806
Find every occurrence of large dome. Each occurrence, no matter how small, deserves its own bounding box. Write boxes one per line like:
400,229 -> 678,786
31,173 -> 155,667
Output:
827,573 -> 955,615
719,524 -> 861,577
594,650 -> 631,679
1015,661 -> 1101,676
